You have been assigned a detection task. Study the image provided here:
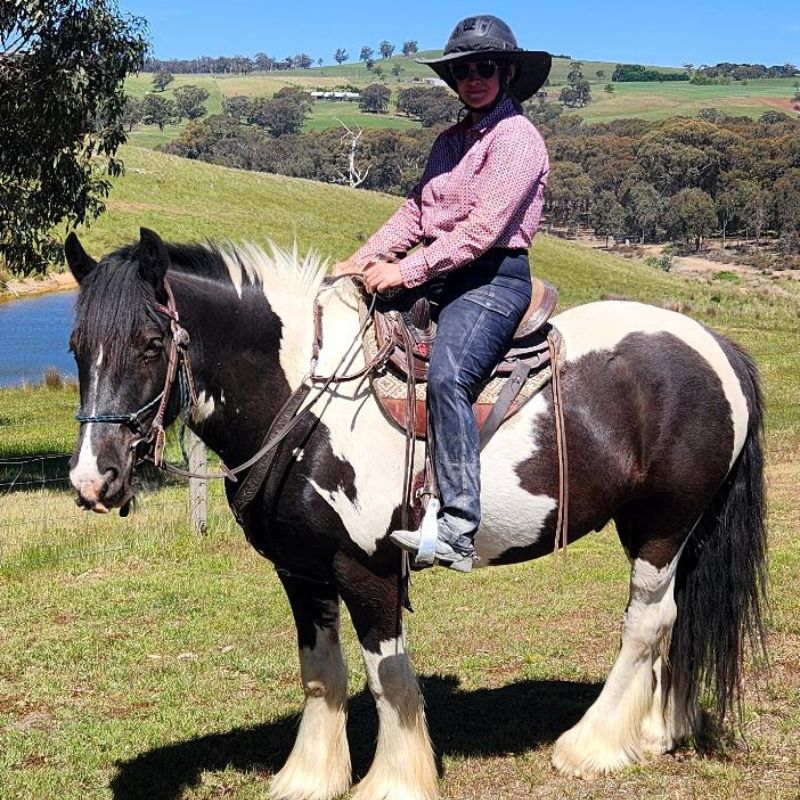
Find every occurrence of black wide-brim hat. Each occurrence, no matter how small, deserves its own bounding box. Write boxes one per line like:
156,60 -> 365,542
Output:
417,15 -> 551,103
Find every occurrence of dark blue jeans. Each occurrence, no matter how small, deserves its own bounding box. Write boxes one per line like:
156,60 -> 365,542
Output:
427,249 -> 532,542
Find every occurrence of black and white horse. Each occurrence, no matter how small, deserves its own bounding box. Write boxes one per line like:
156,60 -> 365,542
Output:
66,229 -> 767,800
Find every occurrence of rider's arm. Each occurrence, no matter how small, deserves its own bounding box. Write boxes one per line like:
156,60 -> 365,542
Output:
348,131 -> 449,266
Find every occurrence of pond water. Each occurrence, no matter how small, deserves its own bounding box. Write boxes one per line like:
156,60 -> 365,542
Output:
0,291 -> 77,387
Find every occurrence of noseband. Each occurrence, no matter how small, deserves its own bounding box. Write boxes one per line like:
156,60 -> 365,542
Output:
76,277 -> 199,469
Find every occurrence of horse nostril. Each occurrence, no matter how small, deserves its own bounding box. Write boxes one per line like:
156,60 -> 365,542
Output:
100,468 -> 118,497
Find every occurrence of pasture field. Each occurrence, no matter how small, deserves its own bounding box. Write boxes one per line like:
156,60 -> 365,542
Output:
122,57 -> 798,149
51,145 -> 400,264
1,154 -> 799,797
580,77 -> 800,122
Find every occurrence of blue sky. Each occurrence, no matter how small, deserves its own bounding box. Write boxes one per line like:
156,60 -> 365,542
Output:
118,1 -> 800,67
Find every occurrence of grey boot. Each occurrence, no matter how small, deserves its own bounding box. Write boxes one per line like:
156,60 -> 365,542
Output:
389,527 -> 475,573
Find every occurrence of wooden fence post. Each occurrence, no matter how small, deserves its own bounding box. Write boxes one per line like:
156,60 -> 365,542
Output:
186,429 -> 207,535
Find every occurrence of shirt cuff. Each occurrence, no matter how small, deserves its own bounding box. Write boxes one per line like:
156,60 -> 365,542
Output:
399,250 -> 429,288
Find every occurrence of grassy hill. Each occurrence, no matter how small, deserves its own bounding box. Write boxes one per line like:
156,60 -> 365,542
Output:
69,146 -> 400,261
71,146 -> 800,433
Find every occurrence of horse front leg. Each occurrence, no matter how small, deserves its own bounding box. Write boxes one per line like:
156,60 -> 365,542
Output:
336,554 -> 438,800
270,574 -> 351,800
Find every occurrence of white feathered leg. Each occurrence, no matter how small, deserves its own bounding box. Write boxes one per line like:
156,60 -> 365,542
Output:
271,600 -> 351,800
351,635 -> 438,800
553,552 -> 681,778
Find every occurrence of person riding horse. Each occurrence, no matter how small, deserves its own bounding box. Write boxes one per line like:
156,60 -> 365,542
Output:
334,15 -> 552,571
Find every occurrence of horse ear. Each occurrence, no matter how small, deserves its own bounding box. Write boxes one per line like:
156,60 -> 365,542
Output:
64,233 -> 97,284
137,227 -> 169,293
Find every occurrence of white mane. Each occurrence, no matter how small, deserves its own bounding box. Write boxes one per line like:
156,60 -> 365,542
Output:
218,240 -> 329,299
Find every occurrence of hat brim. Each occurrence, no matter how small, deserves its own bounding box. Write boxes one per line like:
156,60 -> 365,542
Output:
416,50 -> 552,103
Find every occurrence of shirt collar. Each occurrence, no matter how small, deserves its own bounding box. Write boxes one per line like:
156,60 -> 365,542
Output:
469,95 -> 517,134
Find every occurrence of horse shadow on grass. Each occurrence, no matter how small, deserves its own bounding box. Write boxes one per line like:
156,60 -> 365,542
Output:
110,675 -> 602,800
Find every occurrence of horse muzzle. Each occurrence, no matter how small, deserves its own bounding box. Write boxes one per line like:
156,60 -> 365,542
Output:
71,467 -> 134,516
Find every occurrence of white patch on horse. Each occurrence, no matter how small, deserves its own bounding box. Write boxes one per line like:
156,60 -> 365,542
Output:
476,391 -> 556,562
271,610 -> 352,800
306,388 -> 408,556
553,544 -> 685,777
554,301 -> 749,469
70,350 -> 104,501
353,636 -> 436,800
225,242 -> 328,389
305,283 -> 410,555
189,390 -> 215,423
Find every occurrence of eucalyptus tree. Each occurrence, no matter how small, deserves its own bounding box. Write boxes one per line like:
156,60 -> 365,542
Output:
0,0 -> 148,274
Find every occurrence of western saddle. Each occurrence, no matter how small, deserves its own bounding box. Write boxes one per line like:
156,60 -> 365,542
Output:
364,277 -> 561,446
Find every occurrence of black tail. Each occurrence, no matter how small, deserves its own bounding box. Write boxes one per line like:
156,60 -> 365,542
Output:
669,340 -> 769,729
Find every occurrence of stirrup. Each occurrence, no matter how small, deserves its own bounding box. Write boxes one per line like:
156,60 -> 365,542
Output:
389,529 -> 474,573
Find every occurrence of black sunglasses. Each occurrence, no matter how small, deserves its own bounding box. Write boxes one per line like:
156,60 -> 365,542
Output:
450,60 -> 498,82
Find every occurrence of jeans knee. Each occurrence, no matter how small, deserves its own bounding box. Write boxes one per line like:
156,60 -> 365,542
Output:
427,361 -> 450,400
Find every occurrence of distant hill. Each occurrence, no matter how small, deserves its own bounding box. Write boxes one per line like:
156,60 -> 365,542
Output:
124,55 -> 798,149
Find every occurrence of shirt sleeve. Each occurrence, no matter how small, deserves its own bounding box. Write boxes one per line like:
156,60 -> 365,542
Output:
350,132 -> 447,266
399,123 -> 549,288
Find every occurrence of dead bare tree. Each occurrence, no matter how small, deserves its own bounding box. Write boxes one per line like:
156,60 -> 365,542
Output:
334,118 -> 371,188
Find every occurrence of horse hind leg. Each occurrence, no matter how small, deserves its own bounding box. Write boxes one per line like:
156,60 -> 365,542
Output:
270,576 -> 351,800
640,650 -> 700,756
337,555 -> 438,800
552,538 -> 686,778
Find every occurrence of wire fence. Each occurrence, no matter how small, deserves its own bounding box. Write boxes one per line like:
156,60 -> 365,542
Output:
2,431 -> 797,575
0,435 -> 241,574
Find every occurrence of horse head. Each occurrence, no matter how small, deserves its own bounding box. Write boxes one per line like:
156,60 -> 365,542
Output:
66,227 -> 177,514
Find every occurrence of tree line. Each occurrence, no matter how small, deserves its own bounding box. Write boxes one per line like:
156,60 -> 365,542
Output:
165,89 -> 800,261
532,104 -> 800,257
612,64 -> 690,82
142,41 -> 420,76
692,62 -> 799,80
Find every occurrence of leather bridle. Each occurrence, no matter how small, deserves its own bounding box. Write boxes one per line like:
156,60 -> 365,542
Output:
75,274 -> 387,487
76,277 -> 200,472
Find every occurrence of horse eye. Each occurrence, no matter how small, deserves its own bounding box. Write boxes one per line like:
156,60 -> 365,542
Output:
143,338 -> 164,359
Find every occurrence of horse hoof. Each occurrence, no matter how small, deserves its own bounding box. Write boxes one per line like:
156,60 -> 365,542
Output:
552,726 -> 639,779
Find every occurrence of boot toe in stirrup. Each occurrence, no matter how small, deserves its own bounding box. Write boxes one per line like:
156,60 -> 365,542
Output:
390,530 -> 474,573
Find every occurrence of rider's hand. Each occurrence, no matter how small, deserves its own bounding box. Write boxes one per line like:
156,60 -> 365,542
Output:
333,259 -> 362,276
363,260 -> 404,294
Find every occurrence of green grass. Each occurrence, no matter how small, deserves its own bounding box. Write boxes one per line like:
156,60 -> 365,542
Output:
304,101 -> 421,131
2,155 -> 799,798
57,145 -> 400,262
576,76 -> 799,122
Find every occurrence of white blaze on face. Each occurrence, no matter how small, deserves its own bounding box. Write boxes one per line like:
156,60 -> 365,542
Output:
70,345 -> 105,501
554,301 -> 750,469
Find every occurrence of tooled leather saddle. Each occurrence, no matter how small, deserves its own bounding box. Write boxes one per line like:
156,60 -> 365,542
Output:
363,277 -> 560,446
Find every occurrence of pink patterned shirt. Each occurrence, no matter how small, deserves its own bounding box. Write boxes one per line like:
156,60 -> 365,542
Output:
353,96 -> 549,288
